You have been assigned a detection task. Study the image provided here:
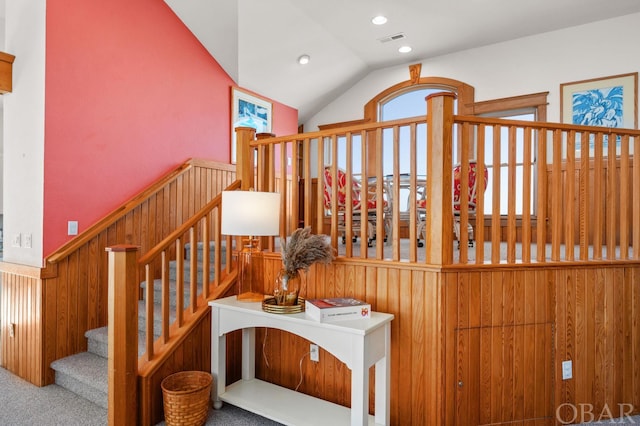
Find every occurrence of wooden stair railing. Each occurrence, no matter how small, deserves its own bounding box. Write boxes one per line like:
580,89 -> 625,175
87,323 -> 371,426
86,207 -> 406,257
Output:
108,180 -> 242,425
136,179 -> 239,359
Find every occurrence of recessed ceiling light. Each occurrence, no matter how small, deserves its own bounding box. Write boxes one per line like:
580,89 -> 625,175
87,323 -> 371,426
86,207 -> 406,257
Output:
371,15 -> 387,25
298,54 -> 310,65
398,46 -> 412,53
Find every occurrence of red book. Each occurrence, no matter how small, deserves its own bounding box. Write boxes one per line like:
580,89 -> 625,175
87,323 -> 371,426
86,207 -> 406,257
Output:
305,298 -> 371,322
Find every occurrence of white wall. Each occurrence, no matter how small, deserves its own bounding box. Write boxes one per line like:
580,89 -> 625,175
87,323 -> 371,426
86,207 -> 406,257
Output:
3,0 -> 46,266
304,13 -> 640,131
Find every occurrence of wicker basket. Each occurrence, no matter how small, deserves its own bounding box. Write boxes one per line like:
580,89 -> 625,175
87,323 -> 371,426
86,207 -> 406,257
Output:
161,371 -> 212,426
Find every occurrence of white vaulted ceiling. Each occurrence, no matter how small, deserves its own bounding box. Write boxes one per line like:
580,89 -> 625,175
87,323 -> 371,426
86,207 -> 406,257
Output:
166,0 -> 640,123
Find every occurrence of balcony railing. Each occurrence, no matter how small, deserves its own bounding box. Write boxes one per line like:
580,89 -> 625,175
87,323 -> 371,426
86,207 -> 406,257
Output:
237,92 -> 640,266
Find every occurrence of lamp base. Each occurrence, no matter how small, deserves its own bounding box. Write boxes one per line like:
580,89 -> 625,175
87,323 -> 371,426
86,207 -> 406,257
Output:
237,291 -> 265,302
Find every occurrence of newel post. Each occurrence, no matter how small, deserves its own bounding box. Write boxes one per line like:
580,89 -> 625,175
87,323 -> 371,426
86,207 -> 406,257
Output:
235,127 -> 256,190
106,245 -> 139,426
425,92 -> 456,265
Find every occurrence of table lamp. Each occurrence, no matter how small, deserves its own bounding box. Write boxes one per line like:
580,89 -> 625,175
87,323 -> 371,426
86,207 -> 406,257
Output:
221,190 -> 281,301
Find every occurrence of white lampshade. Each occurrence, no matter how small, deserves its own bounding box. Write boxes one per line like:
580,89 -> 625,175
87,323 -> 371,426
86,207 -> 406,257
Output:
221,191 -> 281,236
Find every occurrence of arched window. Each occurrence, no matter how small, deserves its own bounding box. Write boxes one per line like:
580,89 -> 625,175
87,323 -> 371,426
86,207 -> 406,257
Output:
379,87 -> 453,121
319,70 -> 548,215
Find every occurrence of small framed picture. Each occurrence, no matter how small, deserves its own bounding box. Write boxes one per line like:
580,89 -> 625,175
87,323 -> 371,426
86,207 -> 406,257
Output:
231,88 -> 272,164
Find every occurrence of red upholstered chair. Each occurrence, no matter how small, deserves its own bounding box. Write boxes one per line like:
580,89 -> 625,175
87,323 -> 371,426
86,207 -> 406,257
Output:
416,161 -> 488,248
323,166 -> 388,246
453,161 -> 488,247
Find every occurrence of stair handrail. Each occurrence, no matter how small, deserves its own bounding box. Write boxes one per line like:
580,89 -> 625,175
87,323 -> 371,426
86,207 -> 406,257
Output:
47,159 -> 233,265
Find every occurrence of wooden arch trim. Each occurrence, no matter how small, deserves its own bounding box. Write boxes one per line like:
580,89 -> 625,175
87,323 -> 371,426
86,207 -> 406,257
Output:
363,76 -> 475,122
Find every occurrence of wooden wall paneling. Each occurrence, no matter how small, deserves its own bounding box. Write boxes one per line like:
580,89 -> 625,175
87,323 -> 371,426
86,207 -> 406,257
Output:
68,251 -> 79,355
87,238 -> 99,332
0,273 -> 44,385
612,268 -> 624,409
421,269 -> 441,426
168,180 -> 178,241
76,247 -> 88,353
396,268 -> 412,421
565,269 -> 577,419
449,268 -> 556,425
43,272 -> 57,385
547,268 -> 563,422
634,267 -> 640,411
385,267 -> 399,419
56,260 -> 69,362
573,267 -> 587,407
594,267 -> 607,414
584,266 -> 596,417
415,269 -> 432,424
444,272 -> 457,425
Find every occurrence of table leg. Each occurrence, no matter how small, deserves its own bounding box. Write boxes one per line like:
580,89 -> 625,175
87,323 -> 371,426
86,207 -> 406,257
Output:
211,308 -> 226,410
351,339 -> 368,426
242,327 -> 256,380
374,324 -> 391,425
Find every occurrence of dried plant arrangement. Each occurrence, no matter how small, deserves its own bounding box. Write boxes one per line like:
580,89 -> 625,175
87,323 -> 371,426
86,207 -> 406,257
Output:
280,226 -> 335,275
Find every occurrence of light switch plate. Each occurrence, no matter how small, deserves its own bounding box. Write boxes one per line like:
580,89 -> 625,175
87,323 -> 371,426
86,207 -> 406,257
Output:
68,221 -> 79,236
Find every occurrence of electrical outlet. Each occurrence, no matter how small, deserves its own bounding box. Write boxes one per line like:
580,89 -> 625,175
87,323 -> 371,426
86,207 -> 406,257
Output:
23,233 -> 32,249
11,233 -> 21,248
562,360 -> 572,380
310,344 -> 319,362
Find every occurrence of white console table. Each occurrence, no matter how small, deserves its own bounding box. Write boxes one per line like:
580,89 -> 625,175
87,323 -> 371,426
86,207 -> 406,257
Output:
209,296 -> 394,426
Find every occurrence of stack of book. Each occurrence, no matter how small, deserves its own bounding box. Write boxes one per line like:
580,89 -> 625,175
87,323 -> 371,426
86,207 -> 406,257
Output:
305,297 -> 371,323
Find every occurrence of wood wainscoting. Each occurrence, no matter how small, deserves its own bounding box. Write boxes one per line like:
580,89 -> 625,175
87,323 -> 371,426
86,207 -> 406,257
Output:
256,255 -> 640,425
0,264 -> 44,385
0,159 -> 236,387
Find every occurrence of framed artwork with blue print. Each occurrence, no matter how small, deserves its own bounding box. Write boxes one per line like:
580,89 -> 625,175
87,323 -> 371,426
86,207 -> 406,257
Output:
230,87 -> 272,164
560,73 -> 638,155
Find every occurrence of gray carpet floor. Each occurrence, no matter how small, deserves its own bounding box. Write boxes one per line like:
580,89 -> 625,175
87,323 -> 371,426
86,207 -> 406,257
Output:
0,367 -> 280,426
2,366 -> 640,425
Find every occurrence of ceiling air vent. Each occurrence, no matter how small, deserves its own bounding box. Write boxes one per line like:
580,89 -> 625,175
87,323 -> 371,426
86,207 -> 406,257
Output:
378,32 -> 406,43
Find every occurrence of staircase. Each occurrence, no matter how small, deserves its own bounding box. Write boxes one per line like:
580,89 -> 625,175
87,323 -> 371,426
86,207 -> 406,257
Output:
50,242 -> 222,411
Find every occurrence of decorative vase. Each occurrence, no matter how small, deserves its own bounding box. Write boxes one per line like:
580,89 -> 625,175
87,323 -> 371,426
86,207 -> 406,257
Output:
274,269 -> 301,306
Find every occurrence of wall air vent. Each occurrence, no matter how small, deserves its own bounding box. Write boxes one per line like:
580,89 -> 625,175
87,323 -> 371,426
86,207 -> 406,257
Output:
378,32 -> 406,43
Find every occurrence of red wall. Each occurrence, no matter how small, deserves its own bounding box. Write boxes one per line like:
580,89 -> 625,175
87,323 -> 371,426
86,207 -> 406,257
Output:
43,0 -> 298,255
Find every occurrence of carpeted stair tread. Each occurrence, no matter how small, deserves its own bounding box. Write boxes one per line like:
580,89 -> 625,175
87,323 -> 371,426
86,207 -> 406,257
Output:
86,326 -> 147,358
184,240 -> 228,261
138,299 -> 177,337
50,352 -> 108,409
140,277 -> 207,309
